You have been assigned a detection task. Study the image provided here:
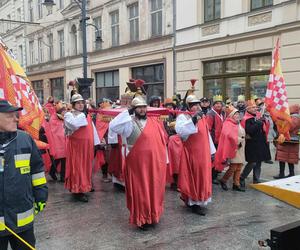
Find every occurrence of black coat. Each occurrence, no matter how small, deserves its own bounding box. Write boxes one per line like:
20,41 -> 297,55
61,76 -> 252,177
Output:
245,118 -> 271,163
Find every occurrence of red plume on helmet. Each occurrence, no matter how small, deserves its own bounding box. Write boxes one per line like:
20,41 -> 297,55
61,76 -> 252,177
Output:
190,79 -> 197,89
134,79 -> 145,88
68,80 -> 76,86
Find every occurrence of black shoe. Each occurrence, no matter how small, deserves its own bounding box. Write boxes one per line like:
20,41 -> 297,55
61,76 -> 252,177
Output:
49,171 -> 57,181
273,174 -> 286,179
240,178 -> 245,188
232,184 -> 245,192
264,160 -> 274,164
73,193 -> 88,202
219,181 -> 228,191
253,180 -> 262,184
113,183 -> 125,192
191,205 -> 206,216
138,224 -> 151,231
212,179 -> 219,185
286,174 -> 295,178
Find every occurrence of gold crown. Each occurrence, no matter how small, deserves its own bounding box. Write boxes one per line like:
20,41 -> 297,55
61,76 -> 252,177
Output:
213,95 -> 223,102
237,95 -> 245,102
251,94 -> 258,100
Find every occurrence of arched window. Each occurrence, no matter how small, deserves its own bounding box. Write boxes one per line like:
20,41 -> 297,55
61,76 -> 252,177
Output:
71,25 -> 77,55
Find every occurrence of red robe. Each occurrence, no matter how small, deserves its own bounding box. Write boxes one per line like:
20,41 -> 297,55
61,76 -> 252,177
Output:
214,118 -> 238,171
94,116 -> 109,173
49,115 -> 66,159
65,115 -> 94,193
206,109 -> 224,145
44,102 -> 56,116
125,117 -> 167,226
166,134 -> 183,183
108,136 -> 125,181
178,118 -> 212,203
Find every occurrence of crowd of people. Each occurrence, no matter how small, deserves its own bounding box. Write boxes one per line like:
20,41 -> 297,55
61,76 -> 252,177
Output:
1,83 -> 300,249
38,86 -> 300,232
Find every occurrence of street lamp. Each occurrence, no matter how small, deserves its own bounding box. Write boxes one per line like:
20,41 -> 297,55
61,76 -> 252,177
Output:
43,0 -> 96,99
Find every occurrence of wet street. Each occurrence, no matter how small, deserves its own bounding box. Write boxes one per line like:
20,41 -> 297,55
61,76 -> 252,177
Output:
34,161 -> 300,250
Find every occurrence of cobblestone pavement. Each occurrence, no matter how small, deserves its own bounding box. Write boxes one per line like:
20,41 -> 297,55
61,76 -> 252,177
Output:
34,160 -> 300,250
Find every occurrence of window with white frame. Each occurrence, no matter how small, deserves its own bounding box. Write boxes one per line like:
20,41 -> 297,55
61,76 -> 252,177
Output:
47,33 -> 53,60
128,3 -> 139,42
111,10 -> 119,47
93,17 -> 102,50
58,30 -> 64,58
132,64 -> 165,101
50,77 -> 64,101
95,70 -> 120,101
29,41 -> 34,64
251,0 -> 273,10
18,44 -> 24,67
32,80 -> 44,104
38,0 -> 43,19
6,15 -> 11,31
204,0 -> 221,22
71,25 -> 77,55
59,0 -> 64,9
29,0 -> 34,22
38,38 -> 43,63
150,0 -> 162,37
16,8 -> 21,21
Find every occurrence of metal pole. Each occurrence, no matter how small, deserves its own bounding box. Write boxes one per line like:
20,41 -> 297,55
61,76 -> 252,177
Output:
82,0 -> 87,80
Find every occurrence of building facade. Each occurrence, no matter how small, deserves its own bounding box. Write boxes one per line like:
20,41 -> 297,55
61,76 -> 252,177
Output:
175,0 -> 300,104
1,0 -> 299,104
0,0 -> 174,104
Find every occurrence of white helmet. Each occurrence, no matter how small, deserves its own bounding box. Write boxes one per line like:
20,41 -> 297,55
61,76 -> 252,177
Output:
131,96 -> 147,107
71,94 -> 84,103
186,95 -> 200,104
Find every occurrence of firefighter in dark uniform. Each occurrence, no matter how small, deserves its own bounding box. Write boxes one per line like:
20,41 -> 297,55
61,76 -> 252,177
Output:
0,100 -> 48,250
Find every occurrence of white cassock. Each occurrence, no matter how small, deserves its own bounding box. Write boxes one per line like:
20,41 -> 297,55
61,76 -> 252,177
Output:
175,114 -> 216,206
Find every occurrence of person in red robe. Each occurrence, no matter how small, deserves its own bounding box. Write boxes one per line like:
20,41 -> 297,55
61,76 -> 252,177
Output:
43,96 -> 56,117
109,95 -> 167,230
48,102 -> 67,182
215,106 -> 246,192
175,95 -> 215,215
206,95 -> 225,184
64,94 -> 100,202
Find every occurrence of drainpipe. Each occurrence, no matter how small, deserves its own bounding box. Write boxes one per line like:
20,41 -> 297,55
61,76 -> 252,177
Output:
172,0 -> 177,95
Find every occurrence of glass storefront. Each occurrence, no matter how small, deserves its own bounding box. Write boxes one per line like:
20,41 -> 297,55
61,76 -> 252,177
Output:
203,54 -> 271,101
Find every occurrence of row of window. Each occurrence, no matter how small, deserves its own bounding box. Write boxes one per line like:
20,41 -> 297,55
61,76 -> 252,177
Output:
204,0 -> 273,22
32,54 -> 271,104
26,0 -> 162,64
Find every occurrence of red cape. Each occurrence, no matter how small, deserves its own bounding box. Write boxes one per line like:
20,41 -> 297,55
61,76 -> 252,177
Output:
44,102 -> 56,116
178,118 -> 212,202
94,115 -> 110,173
166,134 -> 183,183
65,115 -> 94,193
49,115 -> 66,159
214,118 -> 238,171
125,117 -> 167,226
108,136 -> 125,181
